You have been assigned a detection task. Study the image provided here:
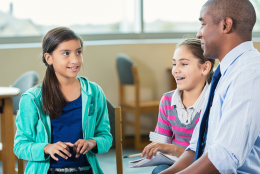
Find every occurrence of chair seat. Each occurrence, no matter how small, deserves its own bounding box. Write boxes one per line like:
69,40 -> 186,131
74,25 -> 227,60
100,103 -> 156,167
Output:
122,100 -> 160,113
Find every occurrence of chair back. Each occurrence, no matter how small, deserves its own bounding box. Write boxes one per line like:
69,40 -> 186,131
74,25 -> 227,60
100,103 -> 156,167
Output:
106,100 -> 123,174
116,54 -> 134,85
12,71 -> 39,114
107,100 -> 116,148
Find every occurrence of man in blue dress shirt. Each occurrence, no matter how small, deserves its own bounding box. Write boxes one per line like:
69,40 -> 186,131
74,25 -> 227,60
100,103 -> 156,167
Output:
161,0 -> 260,174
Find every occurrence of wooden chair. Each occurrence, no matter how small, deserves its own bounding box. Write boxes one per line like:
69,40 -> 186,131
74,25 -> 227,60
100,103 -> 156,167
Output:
0,71 -> 39,173
18,100 -> 123,174
107,100 -> 123,174
18,158 -> 24,174
116,53 -> 160,150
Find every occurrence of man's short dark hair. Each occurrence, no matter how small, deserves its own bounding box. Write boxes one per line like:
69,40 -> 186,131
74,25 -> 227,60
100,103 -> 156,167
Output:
204,0 -> 256,40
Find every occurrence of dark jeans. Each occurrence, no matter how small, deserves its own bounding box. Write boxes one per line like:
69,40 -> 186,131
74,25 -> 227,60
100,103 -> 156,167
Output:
47,168 -> 93,174
151,164 -> 171,174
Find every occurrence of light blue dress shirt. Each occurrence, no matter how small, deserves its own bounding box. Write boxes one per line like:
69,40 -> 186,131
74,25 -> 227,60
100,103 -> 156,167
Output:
187,41 -> 260,174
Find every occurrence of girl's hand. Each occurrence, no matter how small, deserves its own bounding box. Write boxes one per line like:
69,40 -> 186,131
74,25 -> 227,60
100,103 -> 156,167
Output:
44,142 -> 74,161
141,142 -> 173,159
73,139 -> 97,158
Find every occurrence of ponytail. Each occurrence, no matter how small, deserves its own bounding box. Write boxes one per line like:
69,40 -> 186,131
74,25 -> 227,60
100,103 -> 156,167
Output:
207,71 -> 214,85
42,65 -> 67,119
41,27 -> 83,119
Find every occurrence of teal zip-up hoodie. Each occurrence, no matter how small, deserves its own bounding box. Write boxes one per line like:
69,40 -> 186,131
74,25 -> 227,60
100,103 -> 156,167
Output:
14,76 -> 112,174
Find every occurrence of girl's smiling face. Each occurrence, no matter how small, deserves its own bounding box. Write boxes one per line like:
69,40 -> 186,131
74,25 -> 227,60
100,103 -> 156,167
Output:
45,39 -> 83,80
172,45 -> 206,92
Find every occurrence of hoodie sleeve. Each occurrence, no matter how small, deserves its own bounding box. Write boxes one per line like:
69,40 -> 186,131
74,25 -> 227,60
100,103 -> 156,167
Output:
13,94 -> 50,161
89,85 -> 112,154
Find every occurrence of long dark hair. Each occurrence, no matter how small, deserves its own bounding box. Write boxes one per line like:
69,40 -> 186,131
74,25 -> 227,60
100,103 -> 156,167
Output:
176,39 -> 215,84
42,27 -> 83,119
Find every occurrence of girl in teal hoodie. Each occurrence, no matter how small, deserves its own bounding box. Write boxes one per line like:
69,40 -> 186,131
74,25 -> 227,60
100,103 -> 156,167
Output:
14,27 -> 112,174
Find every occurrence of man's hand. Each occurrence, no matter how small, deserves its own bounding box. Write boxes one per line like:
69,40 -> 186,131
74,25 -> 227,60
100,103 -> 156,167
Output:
73,139 -> 97,158
44,141 -> 74,161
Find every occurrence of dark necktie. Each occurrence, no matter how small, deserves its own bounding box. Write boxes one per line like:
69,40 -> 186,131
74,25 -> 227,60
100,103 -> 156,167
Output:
194,65 -> 221,161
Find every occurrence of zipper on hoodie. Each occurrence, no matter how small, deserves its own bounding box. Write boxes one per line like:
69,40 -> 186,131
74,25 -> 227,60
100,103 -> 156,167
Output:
83,96 -> 99,174
84,96 -> 92,136
31,99 -> 51,171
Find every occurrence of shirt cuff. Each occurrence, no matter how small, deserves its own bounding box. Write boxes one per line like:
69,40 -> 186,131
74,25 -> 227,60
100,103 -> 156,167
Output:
208,144 -> 238,174
185,145 -> 196,152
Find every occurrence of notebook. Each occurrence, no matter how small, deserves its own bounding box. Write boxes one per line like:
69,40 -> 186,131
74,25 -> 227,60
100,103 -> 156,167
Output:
149,131 -> 173,144
128,152 -> 178,168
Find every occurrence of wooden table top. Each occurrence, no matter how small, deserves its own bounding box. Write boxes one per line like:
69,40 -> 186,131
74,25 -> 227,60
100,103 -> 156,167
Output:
0,87 -> 20,99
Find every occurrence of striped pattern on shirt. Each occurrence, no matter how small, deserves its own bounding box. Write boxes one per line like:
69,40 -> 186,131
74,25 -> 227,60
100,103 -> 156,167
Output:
171,83 -> 208,125
155,91 -> 200,149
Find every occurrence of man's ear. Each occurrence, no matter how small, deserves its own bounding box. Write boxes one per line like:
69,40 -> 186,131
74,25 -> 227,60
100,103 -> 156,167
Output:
222,17 -> 233,34
202,61 -> 211,76
44,53 -> 53,65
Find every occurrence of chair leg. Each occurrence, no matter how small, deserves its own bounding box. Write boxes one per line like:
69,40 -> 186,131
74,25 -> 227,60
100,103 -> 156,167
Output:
121,110 -> 126,146
18,159 -> 24,174
134,110 -> 141,150
115,107 -> 123,174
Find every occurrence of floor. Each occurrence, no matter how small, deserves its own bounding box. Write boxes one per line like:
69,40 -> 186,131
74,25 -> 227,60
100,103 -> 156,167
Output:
97,148 -> 155,174
0,148 -> 155,174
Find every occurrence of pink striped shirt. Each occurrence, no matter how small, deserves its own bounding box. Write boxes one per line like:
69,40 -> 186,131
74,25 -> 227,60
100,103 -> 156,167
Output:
155,90 -> 202,149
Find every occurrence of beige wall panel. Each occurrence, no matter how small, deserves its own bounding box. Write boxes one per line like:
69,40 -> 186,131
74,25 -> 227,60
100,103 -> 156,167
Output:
0,47 -> 45,86
1,41 -> 260,135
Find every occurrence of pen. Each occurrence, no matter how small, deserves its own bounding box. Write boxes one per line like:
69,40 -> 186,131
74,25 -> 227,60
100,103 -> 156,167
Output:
123,153 -> 142,158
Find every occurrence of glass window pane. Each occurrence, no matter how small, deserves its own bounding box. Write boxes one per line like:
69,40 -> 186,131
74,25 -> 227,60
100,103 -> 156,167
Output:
251,0 -> 260,32
144,0 -> 260,33
144,0 -> 207,33
0,0 -> 139,37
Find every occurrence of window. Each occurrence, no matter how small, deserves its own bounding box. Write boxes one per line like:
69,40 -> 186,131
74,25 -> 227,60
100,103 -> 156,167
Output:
0,0 -> 259,43
143,0 -> 206,33
0,0 -> 139,37
144,0 -> 260,33
252,0 -> 260,32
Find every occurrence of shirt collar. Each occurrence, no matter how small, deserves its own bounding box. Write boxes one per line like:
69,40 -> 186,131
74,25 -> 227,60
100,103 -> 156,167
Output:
171,88 -> 183,108
220,41 -> 254,76
192,83 -> 209,112
171,83 -> 209,111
